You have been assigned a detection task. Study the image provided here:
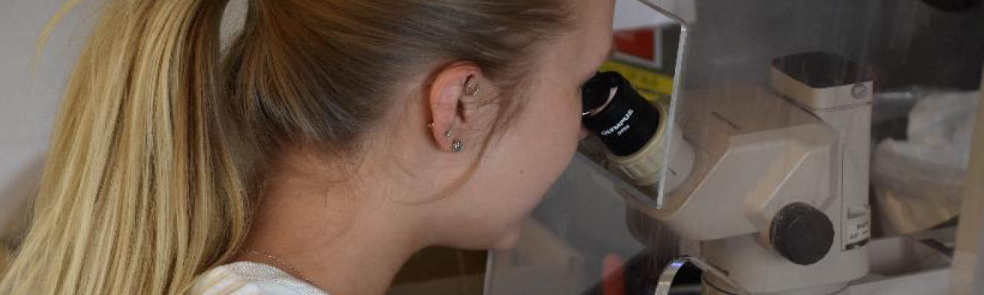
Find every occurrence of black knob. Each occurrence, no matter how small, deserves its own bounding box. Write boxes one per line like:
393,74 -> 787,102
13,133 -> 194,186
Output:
770,203 -> 834,266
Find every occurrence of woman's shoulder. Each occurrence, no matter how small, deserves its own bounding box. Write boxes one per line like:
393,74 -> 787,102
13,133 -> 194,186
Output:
189,263 -> 262,295
189,262 -> 329,295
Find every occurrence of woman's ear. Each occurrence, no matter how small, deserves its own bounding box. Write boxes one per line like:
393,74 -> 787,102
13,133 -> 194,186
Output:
426,62 -> 484,152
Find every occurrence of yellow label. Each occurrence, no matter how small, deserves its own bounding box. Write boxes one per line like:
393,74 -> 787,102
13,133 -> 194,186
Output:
599,60 -> 674,103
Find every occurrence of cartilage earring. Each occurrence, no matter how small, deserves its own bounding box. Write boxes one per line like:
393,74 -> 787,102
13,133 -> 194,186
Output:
451,140 -> 464,153
428,122 -> 435,130
465,76 -> 481,96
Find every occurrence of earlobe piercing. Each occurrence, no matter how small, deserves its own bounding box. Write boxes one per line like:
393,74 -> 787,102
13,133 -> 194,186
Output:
445,130 -> 463,153
451,140 -> 464,153
443,129 -> 462,153
430,122 -> 462,153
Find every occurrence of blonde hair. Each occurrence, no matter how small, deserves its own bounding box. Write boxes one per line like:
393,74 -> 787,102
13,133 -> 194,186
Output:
0,0 -> 571,294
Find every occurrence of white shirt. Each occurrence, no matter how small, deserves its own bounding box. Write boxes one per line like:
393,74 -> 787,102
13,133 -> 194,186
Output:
190,262 -> 330,295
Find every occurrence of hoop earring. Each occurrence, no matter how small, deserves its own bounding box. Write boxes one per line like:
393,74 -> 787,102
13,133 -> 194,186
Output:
465,76 -> 481,97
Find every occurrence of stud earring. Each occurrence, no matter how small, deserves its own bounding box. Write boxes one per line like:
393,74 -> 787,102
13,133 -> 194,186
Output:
451,140 -> 464,153
445,130 -> 453,138
428,122 -> 435,130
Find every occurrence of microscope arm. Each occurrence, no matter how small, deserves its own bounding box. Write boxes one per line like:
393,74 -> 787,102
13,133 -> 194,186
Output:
658,123 -> 838,243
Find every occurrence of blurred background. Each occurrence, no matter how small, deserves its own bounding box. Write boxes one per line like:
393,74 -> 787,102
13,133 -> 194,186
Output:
3,0 -> 982,294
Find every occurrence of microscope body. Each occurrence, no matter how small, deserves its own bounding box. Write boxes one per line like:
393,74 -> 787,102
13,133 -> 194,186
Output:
654,53 -> 873,294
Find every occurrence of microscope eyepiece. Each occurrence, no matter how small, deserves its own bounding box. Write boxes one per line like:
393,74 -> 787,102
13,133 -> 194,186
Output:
581,72 -> 661,157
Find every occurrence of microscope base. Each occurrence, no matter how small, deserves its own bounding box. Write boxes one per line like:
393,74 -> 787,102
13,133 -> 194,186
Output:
702,277 -> 846,295
701,269 -> 949,295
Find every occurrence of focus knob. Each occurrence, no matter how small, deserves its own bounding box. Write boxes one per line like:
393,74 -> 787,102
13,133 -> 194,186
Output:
770,203 -> 834,266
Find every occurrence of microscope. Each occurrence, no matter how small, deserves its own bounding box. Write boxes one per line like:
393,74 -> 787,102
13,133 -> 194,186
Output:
580,52 -> 873,295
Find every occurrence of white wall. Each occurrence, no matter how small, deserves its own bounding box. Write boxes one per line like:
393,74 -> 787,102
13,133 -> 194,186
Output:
613,0 -> 696,29
0,0 -> 96,227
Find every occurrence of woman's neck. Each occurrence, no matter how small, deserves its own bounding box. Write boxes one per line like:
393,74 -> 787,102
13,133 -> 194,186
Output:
236,150 -> 425,295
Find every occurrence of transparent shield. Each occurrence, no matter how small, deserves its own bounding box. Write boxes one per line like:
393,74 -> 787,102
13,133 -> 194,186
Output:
486,0 -> 982,294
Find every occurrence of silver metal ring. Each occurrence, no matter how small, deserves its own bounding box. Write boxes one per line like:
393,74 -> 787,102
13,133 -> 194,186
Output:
654,256 -> 750,295
583,87 -> 619,118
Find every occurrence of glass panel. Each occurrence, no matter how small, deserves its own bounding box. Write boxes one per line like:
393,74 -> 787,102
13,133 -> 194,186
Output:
484,153 -> 690,295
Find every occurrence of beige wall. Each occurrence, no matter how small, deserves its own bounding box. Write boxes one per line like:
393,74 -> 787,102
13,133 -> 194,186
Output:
0,0 -> 96,230
0,0 -> 251,232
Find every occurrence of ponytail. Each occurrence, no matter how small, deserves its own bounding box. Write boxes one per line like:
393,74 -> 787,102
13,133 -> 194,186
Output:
0,0 -> 249,293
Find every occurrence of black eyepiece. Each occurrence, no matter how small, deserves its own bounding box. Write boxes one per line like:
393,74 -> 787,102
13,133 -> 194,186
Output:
581,72 -> 661,157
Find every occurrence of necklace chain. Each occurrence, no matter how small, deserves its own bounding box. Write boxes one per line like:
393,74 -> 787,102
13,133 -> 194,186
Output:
244,249 -> 316,285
